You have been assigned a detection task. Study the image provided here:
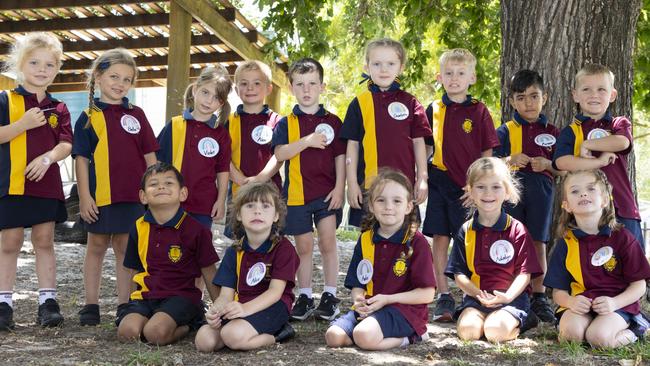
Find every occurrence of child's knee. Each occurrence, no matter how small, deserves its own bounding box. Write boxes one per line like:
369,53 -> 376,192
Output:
195,328 -> 218,352
558,324 -> 586,343
585,326 -> 618,348
484,325 -> 517,343
457,322 -> 483,341
117,322 -> 142,342
221,325 -> 247,350
325,326 -> 350,347
142,322 -> 174,345
352,327 -> 380,350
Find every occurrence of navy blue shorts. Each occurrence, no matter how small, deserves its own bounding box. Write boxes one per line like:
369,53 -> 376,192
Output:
505,172 -> 554,243
454,292 -> 531,328
422,168 -> 468,237
225,300 -> 289,335
617,217 -> 644,252
81,202 -> 144,234
0,195 -> 66,229
188,212 -> 213,231
284,197 -> 342,235
119,296 -> 205,330
330,306 -> 417,340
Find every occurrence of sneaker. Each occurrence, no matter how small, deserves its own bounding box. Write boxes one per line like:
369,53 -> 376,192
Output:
274,322 -> 296,343
313,292 -> 341,321
290,294 -> 315,321
37,299 -> 64,327
520,311 -> 539,333
531,293 -> 556,323
79,304 -> 100,326
115,303 -> 129,326
0,302 -> 15,331
433,293 -> 455,322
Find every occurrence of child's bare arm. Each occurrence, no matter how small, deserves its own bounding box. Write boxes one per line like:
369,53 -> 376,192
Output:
413,137 -> 428,204
552,288 -> 592,314
274,133 -> 326,162
200,265 -> 219,301
220,279 -> 285,319
365,287 -> 435,312
144,152 -> 157,167
555,154 -> 611,171
455,274 -> 482,298
211,171 -> 229,221
25,141 -> 72,182
481,149 -> 493,157
345,140 -> 362,209
249,155 -> 282,183
325,154 -> 346,210
229,162 -> 247,186
75,156 -> 99,223
593,279 -> 646,315
581,135 -> 630,153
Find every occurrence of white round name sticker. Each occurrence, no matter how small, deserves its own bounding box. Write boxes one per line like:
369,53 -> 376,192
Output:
356,259 -> 373,285
534,133 -> 556,147
120,114 -> 141,134
198,137 -> 219,157
246,262 -> 267,286
315,123 -> 335,145
591,246 -> 613,267
489,240 -> 515,264
387,102 -> 409,121
587,128 -> 610,140
251,125 -> 273,145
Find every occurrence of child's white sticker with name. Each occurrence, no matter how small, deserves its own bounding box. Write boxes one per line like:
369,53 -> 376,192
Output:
251,125 -> 273,145
534,133 -> 556,147
315,123 -> 335,145
591,246 -> 613,267
357,259 -> 373,285
587,128 -> 610,140
388,102 -> 409,121
489,240 -> 515,264
246,262 -> 267,286
198,137 -> 219,157
120,114 -> 141,134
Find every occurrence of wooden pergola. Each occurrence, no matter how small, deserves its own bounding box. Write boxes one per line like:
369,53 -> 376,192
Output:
0,0 -> 288,120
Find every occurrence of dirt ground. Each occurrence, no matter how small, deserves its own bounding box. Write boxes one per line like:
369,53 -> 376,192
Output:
0,225 -> 645,366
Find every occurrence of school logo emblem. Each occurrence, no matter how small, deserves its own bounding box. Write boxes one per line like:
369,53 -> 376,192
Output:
251,125 -> 273,145
587,128 -> 610,140
534,133 -> 556,147
591,246 -> 613,267
603,255 -> 617,272
315,123 -> 335,145
246,262 -> 267,286
489,240 -> 515,264
393,258 -> 407,277
357,259 -> 373,285
387,102 -> 409,121
120,114 -> 141,134
168,245 -> 182,263
198,137 -> 219,157
462,119 -> 473,133
48,114 -> 58,129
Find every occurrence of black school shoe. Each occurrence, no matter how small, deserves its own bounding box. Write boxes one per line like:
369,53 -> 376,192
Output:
313,292 -> 341,321
37,299 -> 64,327
274,322 -> 296,343
531,293 -> 556,323
0,302 -> 15,331
79,304 -> 100,326
290,294 -> 315,321
433,293 -> 455,322
520,311 -> 539,334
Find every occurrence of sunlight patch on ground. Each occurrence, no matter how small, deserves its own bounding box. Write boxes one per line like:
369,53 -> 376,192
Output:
17,257 -> 34,268
330,347 -> 424,364
14,290 -> 37,300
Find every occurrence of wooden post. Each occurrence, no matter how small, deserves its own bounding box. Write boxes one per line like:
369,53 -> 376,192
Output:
267,83 -> 281,112
166,0 -> 192,121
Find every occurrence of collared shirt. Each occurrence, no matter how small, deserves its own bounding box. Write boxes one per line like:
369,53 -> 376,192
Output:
339,85 -> 431,188
544,226 -> 650,314
124,208 -> 219,304
446,211 -> 541,292
345,228 -> 435,336
553,113 -> 638,219
425,94 -> 499,188
157,108 -> 231,215
272,105 -> 345,206
213,236 -> 299,313
0,86 -> 73,200
72,97 -> 159,206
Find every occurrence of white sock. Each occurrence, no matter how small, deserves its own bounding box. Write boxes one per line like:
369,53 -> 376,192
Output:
38,288 -> 57,305
437,292 -> 450,299
299,288 -> 313,298
0,292 -> 12,308
400,337 -> 410,347
323,286 -> 337,297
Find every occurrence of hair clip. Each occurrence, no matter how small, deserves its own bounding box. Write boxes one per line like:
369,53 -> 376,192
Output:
98,61 -> 110,70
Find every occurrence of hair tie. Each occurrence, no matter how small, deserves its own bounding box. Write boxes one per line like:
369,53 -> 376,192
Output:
98,61 -> 110,70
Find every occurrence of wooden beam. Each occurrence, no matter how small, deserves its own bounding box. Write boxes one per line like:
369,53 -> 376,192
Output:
0,13 -> 174,33
0,0 -> 143,9
53,66 -> 239,85
166,1 -> 192,121
173,0 -> 289,89
47,79 -> 161,93
56,52 -> 241,71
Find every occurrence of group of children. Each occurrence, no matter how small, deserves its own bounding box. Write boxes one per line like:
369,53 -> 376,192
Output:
0,31 -> 648,353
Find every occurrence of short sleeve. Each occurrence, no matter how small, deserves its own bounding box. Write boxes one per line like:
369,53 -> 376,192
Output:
215,129 -> 232,172
611,117 -> 633,155
271,116 -> 289,150
409,97 -> 433,139
344,238 -> 364,290
156,121 -> 173,163
479,105 -> 499,152
445,224 -> 472,280
617,230 -> 650,283
408,233 -> 436,289
494,123 -> 509,158
330,114 -> 346,157
123,229 -> 145,271
512,222 -> 542,277
339,98 -> 362,141
213,246 -> 237,289
270,240 -> 299,282
424,103 -> 434,146
553,126 -> 577,163
543,239 -> 572,291
135,108 -> 159,154
71,111 -> 95,160
54,102 -> 73,144
195,226 -> 220,268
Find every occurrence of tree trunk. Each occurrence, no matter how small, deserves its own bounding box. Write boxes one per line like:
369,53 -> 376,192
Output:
500,0 -> 641,191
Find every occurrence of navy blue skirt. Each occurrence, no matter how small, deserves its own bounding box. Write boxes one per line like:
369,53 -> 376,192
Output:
0,195 -> 67,229
80,202 -> 144,234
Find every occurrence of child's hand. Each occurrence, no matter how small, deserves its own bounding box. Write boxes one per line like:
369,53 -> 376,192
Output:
325,185 -> 344,210
460,187 -> 473,208
568,295 -> 592,314
205,307 -> 223,329
592,296 -> 617,315
478,290 -> 510,307
79,194 -> 99,223
365,294 -> 391,313
220,301 -> 246,319
352,298 -> 371,318
19,107 -> 47,130
211,199 -> 226,222
304,132 -> 327,149
509,153 -> 531,169
598,152 -> 617,167
579,144 -> 593,159
347,182 -> 363,209
25,152 -> 52,182
414,176 -> 428,205
530,157 -> 551,172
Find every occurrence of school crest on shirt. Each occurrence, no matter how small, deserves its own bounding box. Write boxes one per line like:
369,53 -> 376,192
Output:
251,125 -> 274,145
603,255 -> 617,272
48,114 -> 58,128
393,258 -> 407,277
462,119 -> 473,133
168,245 -> 182,263
120,114 -> 141,134
387,102 -> 409,121
198,137 -> 219,157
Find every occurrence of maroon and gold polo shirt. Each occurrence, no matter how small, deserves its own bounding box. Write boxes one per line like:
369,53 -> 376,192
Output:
445,212 -> 542,292
271,105 -> 345,206
124,208 -> 220,305
426,94 -> 499,188
0,86 -> 72,200
213,236 -> 299,313
72,97 -> 159,206
157,109 -> 232,216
